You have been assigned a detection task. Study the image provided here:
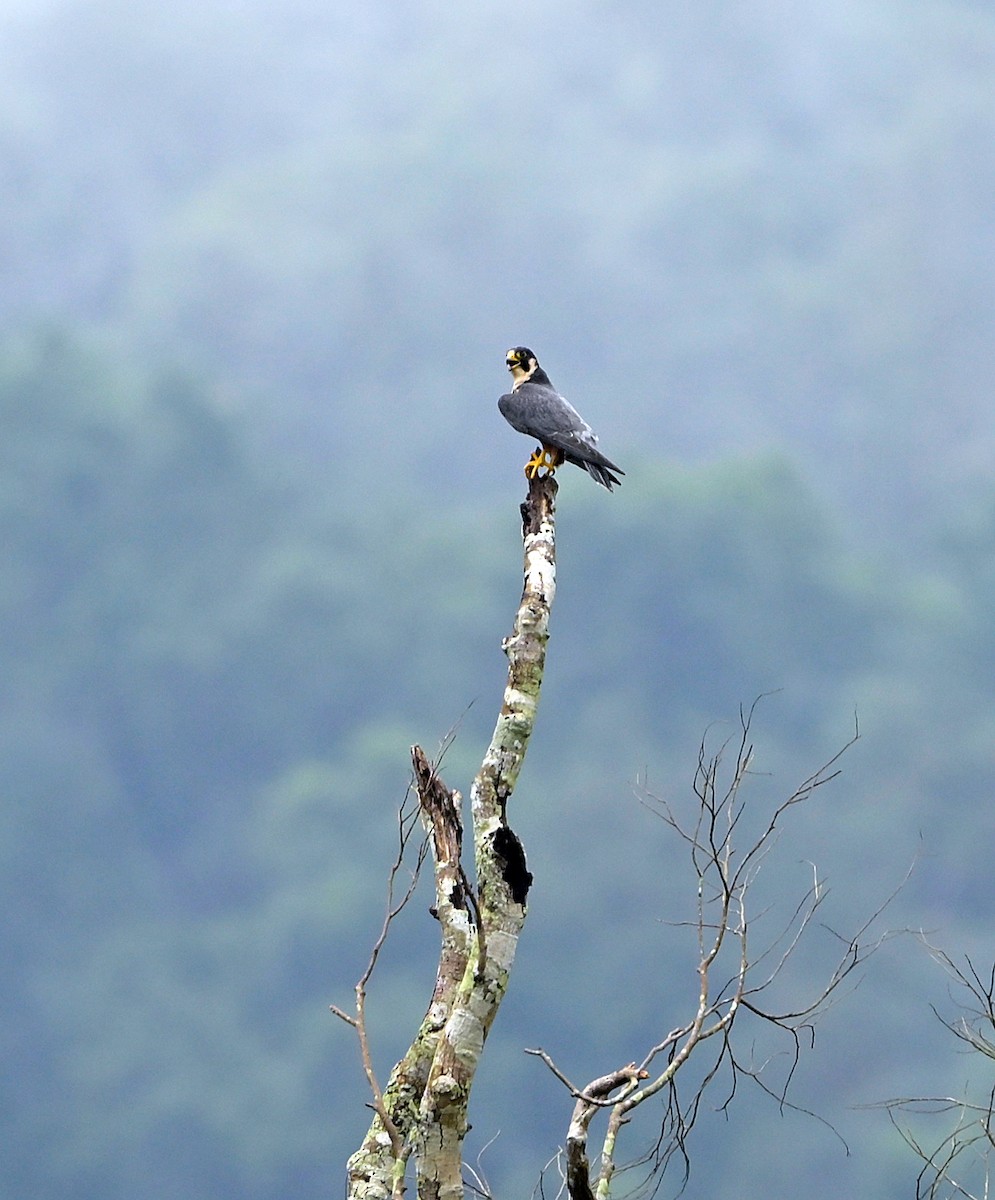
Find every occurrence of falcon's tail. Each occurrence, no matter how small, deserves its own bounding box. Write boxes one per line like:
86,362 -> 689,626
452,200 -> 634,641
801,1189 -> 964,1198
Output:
583,459 -> 624,491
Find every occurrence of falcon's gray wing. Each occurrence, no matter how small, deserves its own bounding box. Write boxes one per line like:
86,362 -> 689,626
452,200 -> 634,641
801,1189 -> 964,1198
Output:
498,381 -> 624,490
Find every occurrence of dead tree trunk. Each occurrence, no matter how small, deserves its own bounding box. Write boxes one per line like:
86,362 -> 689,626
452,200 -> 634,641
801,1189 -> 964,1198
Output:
343,474 -> 557,1200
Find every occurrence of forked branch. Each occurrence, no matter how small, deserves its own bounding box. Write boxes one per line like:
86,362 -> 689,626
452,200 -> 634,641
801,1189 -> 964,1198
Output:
532,704 -> 894,1200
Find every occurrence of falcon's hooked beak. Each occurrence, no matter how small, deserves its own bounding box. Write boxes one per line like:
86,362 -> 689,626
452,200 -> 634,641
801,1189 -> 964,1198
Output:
505,348 -> 536,387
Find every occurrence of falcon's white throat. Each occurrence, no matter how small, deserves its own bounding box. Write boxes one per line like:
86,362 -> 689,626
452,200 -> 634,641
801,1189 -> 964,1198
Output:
507,356 -> 539,390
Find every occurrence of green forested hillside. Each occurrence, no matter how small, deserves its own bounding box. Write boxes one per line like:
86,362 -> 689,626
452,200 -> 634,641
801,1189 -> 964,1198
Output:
2,0 -> 994,1195
2,0 -> 994,525
1,331 -> 993,1198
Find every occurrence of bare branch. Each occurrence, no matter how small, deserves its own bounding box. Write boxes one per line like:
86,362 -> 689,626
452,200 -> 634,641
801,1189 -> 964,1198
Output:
525,1048 -> 589,1100
532,701 -> 888,1199
331,774 -> 432,1165
878,939 -> 995,1200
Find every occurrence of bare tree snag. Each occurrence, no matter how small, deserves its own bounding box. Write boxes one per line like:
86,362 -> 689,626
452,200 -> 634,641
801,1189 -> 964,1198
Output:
338,488 -> 888,1200
340,474 -> 557,1200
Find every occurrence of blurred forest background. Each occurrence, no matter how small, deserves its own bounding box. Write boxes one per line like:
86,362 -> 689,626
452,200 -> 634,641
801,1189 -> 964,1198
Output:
2,0 -> 995,1197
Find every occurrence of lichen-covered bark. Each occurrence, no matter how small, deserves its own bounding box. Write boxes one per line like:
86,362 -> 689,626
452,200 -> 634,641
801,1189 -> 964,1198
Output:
415,474 -> 555,1200
345,475 -> 557,1200
346,751 -> 472,1200
564,1067 -> 644,1200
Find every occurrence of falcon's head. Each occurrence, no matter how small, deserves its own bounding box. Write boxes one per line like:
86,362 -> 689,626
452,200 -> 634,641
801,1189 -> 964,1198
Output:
505,346 -> 540,387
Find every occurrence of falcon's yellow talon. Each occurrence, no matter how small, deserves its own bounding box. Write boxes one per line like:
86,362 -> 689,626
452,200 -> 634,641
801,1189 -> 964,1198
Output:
524,445 -> 560,479
524,447 -> 549,479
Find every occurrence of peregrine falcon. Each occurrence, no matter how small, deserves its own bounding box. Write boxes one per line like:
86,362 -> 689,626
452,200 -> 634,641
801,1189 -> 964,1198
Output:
499,347 -> 624,491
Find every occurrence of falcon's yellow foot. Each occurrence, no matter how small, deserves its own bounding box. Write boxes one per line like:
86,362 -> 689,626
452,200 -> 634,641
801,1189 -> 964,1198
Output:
524,446 -> 562,479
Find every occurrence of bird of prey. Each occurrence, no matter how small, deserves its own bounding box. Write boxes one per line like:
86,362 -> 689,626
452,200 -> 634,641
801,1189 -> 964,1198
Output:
499,347 -> 624,490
